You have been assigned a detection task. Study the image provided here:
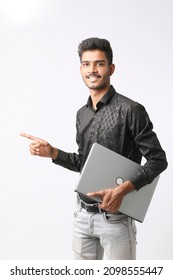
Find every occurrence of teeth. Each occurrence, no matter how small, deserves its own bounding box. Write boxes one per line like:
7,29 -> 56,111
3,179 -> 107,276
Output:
89,77 -> 98,81
87,76 -> 99,79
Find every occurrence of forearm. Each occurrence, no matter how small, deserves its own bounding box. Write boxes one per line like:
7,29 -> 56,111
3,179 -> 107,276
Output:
116,180 -> 135,196
52,148 -> 82,172
129,149 -> 168,190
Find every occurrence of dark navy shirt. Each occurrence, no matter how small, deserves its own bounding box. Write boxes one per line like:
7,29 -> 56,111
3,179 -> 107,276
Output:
53,86 -> 167,190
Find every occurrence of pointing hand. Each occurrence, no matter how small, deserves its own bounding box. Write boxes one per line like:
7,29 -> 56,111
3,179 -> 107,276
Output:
20,132 -> 58,159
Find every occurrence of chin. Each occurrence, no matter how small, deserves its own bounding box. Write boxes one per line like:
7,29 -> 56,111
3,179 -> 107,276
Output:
87,84 -> 107,90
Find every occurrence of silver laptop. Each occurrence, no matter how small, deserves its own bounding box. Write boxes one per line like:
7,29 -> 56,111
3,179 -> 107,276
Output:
75,143 -> 159,222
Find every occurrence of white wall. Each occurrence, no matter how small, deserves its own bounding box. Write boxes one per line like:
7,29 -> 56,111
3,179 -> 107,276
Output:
0,0 -> 172,259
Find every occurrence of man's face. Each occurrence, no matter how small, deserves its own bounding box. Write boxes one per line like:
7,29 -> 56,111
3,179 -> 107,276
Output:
80,50 -> 115,91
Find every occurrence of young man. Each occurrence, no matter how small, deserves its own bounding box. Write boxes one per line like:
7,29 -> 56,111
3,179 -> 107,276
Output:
20,37 -> 168,260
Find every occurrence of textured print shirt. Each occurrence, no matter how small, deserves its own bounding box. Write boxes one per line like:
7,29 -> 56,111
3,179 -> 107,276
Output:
53,86 -> 167,190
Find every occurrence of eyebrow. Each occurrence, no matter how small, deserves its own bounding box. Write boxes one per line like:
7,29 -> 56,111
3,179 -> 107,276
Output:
81,59 -> 106,63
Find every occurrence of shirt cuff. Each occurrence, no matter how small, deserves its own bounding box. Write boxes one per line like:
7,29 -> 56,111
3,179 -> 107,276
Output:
52,149 -> 68,165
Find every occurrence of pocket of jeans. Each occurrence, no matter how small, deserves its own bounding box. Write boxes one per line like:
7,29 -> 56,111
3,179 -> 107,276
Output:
103,212 -> 128,225
73,203 -> 81,218
74,210 -> 79,218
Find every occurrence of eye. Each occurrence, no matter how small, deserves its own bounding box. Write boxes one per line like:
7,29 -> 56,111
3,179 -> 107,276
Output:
82,62 -> 90,67
97,62 -> 105,66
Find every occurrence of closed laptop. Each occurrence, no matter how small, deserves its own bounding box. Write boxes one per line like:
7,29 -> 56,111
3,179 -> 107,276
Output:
75,143 -> 159,222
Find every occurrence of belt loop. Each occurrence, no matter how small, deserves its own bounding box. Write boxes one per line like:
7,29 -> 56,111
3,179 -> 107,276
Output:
77,194 -> 81,205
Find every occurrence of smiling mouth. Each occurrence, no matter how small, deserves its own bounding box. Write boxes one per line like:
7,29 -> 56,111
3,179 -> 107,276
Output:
86,74 -> 101,81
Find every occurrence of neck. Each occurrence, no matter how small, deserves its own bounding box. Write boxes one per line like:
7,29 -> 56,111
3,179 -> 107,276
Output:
90,85 -> 110,110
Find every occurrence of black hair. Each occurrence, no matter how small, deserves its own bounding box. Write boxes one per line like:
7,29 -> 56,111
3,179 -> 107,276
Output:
78,37 -> 113,65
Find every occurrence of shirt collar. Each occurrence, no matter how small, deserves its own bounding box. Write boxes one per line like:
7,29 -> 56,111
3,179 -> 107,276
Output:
86,85 -> 116,110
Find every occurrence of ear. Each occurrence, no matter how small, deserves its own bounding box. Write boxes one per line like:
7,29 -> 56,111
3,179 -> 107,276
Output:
109,64 -> 115,76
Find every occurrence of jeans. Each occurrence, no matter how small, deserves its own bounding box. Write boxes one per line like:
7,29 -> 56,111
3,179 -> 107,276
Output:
72,203 -> 137,260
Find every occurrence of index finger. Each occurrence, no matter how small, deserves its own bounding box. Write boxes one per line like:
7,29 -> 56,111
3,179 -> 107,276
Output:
20,132 -> 37,141
87,190 -> 104,198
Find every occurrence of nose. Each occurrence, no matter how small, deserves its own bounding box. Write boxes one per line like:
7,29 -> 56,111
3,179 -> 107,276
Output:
88,63 -> 98,74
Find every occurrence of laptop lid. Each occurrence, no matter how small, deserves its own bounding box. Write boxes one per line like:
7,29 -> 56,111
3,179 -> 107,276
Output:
75,143 -> 159,222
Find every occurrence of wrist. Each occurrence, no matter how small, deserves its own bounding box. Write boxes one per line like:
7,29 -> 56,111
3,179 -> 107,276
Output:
116,180 -> 135,196
51,147 -> 58,160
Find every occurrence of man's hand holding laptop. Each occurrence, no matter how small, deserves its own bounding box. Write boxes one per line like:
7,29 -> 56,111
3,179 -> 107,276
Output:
87,180 -> 135,212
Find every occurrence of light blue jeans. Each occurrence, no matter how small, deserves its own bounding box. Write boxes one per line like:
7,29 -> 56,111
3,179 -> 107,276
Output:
72,203 -> 137,260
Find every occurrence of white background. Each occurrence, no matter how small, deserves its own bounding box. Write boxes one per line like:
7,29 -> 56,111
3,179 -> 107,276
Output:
0,0 -> 172,260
